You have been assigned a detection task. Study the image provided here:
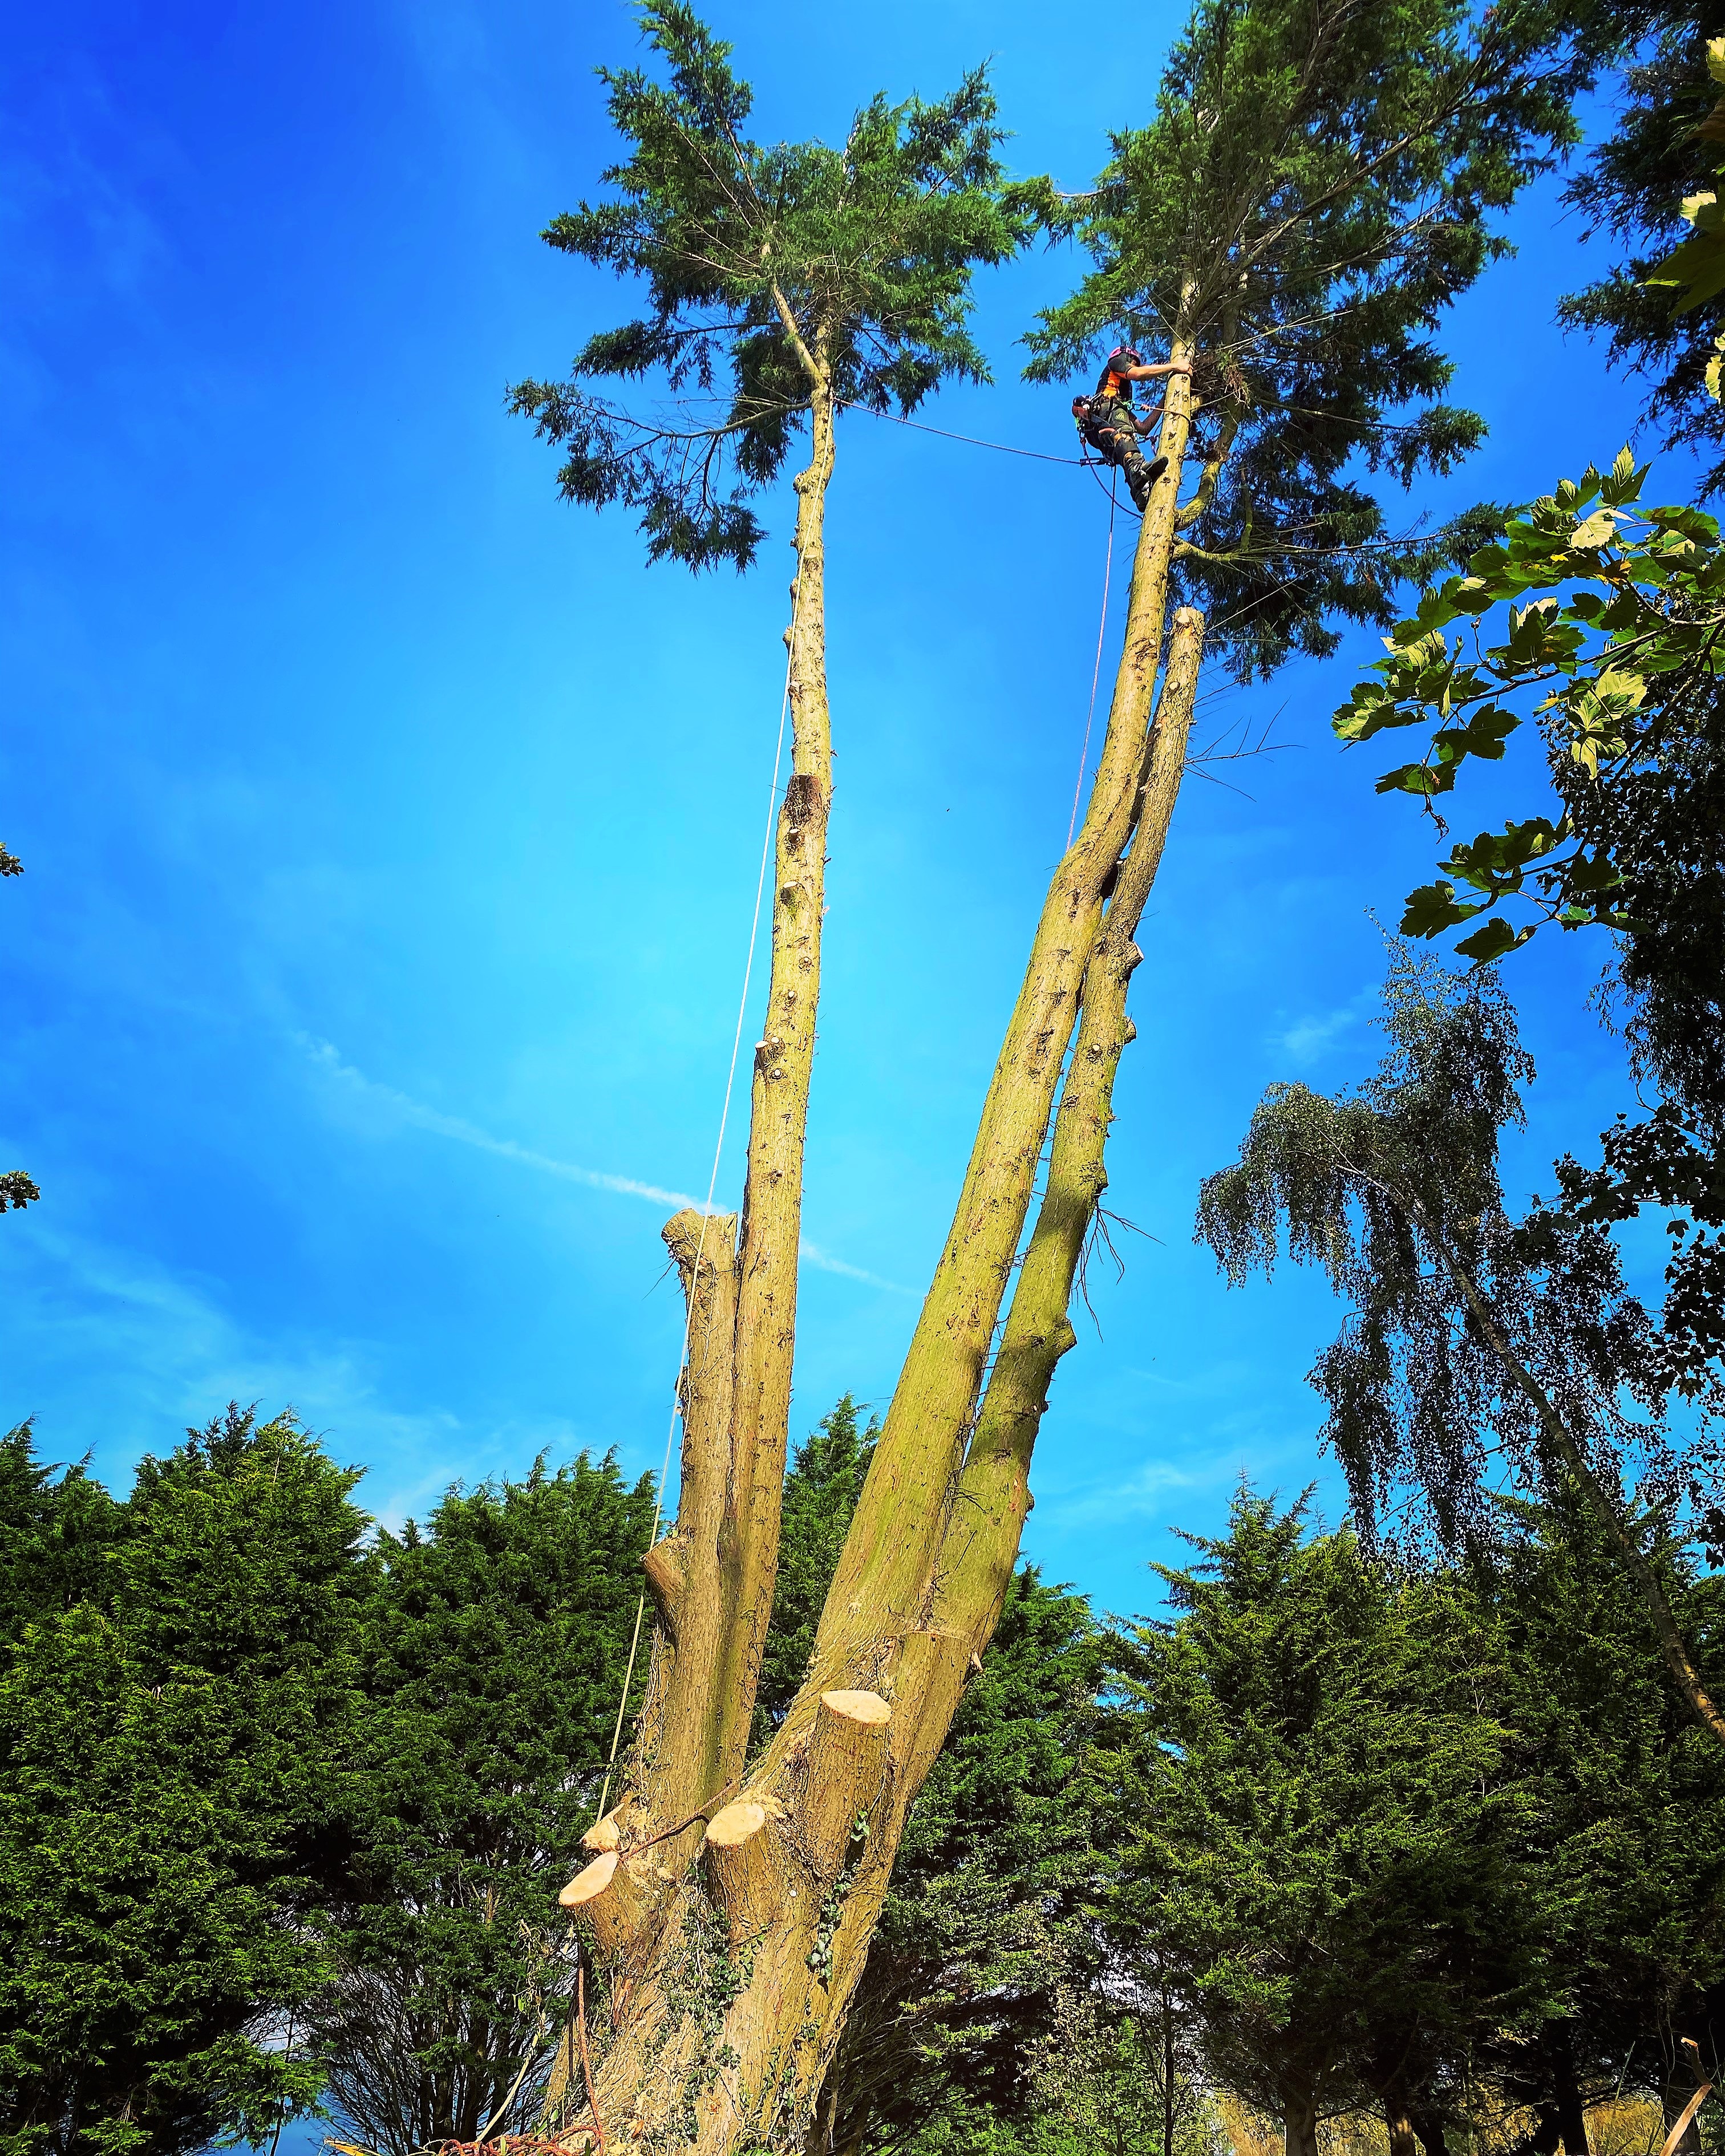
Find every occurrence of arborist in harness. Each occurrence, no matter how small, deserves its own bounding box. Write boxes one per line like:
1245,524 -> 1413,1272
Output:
1072,346 -> 1194,510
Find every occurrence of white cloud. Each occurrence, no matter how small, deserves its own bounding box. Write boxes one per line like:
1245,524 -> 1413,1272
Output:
1270,990 -> 1375,1068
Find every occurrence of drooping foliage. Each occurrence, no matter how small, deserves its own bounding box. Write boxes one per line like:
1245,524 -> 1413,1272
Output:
1196,952 -> 1673,1553
1019,0 -> 1593,676
1559,6 -> 1725,488
508,0 -> 1029,569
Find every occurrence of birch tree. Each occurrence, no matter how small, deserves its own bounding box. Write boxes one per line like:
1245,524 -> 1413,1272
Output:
509,7 -> 1594,2153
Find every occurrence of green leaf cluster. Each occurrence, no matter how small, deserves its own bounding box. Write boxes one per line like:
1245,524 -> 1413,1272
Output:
1333,450 -> 1725,961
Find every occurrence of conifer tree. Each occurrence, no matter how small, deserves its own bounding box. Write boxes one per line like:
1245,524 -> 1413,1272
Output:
1094,1490 -> 1531,2156
310,1454 -> 657,2156
0,1409 -> 368,2156
1558,5 -> 1725,486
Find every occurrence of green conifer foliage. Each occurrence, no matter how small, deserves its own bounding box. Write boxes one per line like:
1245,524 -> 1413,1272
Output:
1019,0 -> 1592,677
753,1395 -> 877,1741
1559,5 -> 1725,488
311,1453 -> 657,2156
1094,1490 -> 1536,2156
508,1 -> 1027,571
0,1409 -> 369,2156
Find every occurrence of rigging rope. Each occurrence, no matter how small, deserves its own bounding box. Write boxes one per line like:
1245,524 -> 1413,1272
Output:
594,573 -> 804,1825
835,398 -> 1086,465
1067,469 -> 1117,850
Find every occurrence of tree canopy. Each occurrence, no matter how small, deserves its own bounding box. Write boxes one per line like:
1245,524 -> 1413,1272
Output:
1019,0 -> 1593,676
508,0 -> 1028,569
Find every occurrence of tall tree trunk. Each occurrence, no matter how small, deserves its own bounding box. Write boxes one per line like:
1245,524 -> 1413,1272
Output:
1162,1992 -> 1179,2156
1282,2082 -> 1321,2156
1552,2030 -> 1590,2156
547,602 -> 1206,2155
796,324 -> 1201,1691
543,376 -> 839,2012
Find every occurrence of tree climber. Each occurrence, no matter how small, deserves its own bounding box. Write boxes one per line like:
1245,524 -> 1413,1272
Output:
1072,346 -> 1193,509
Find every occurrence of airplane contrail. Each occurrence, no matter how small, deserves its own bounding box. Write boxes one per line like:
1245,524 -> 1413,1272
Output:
299,1037 -> 912,1294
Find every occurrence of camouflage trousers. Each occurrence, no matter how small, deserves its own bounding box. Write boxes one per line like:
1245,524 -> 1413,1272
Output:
1082,399 -> 1158,505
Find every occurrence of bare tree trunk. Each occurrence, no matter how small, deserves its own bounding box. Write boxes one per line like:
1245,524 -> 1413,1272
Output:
1552,2032 -> 1590,2156
546,318 -> 1211,2156
541,376 -> 840,2080
1409,2107 -> 1449,2156
1282,2084 -> 1321,2156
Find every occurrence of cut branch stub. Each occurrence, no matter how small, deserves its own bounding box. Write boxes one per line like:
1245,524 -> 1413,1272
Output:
704,1798 -> 779,1945
558,1847 -> 659,1962
803,1690 -> 892,1875
581,1813 -> 622,1854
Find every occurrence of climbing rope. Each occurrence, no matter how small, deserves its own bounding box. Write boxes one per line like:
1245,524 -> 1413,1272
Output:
834,398 -> 1086,464
1066,469 -> 1117,850
593,572 -> 804,1825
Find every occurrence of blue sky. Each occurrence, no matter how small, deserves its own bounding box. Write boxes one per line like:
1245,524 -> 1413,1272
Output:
1,0 -> 1701,1628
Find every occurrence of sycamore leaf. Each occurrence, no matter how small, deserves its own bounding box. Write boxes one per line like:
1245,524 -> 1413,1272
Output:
1645,502 -> 1721,544
1399,881 -> 1476,938
1376,761 -> 1453,797
1569,509 -> 1617,551
1455,915 -> 1534,964
1333,692 -> 1423,745
1433,706 -> 1519,765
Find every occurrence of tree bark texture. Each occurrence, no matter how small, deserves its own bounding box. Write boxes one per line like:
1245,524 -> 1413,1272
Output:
793,329 -> 1201,1706
545,328 -> 1210,2156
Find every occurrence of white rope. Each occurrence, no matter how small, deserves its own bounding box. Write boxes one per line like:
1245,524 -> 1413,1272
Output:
1067,469 -> 1118,850
594,573 -> 805,1823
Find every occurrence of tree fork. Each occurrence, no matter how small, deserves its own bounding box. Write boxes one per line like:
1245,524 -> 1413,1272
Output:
546,474 -> 1205,2156
561,613 -> 1208,2156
